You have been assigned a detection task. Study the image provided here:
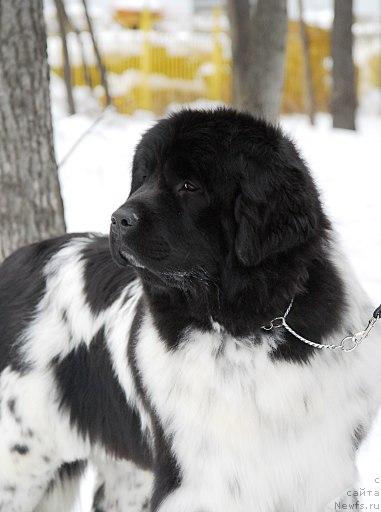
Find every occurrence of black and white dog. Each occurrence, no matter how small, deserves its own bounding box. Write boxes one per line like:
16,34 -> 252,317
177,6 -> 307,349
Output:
0,108 -> 380,512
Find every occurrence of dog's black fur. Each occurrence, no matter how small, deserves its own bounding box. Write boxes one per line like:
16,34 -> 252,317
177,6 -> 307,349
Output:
111,108 -> 344,358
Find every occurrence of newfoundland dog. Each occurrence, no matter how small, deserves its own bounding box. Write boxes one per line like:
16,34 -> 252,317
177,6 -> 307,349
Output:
0,108 -> 380,512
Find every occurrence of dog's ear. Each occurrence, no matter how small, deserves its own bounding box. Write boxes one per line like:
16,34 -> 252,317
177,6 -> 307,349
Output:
235,165 -> 321,267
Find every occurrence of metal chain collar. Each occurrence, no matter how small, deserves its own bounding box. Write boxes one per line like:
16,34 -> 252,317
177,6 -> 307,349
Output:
261,299 -> 381,353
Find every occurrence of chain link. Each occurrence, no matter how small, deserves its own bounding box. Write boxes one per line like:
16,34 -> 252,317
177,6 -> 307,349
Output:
261,299 -> 380,353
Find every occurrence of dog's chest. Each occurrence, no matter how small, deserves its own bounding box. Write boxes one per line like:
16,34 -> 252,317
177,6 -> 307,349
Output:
136,316 -> 358,511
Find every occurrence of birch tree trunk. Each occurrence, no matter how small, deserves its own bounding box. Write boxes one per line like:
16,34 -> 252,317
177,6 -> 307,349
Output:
0,0 -> 66,261
227,0 -> 288,122
331,0 -> 357,130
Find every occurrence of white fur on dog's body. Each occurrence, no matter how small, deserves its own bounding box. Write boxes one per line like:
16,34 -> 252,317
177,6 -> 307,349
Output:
0,366 -> 89,511
0,237 -> 380,512
92,456 -> 153,511
136,262 -> 381,512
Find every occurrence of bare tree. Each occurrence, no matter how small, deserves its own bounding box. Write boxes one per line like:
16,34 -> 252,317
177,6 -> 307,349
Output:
0,0 -> 66,261
54,0 -> 76,114
331,0 -> 357,130
82,0 -> 111,106
227,0 -> 288,122
59,0 -> 94,89
298,0 -> 316,125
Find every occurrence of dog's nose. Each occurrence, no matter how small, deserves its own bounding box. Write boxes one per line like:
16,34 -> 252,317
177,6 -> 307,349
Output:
111,207 -> 139,232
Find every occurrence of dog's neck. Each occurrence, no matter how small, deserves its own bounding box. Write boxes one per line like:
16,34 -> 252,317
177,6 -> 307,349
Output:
137,237 -> 346,359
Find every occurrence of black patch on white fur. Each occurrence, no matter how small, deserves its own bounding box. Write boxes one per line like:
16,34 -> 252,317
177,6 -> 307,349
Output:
0,234 -> 87,374
92,482 -> 105,512
352,424 -> 366,450
45,460 -> 87,495
11,444 -> 29,455
58,460 -> 87,480
7,398 -> 16,414
128,301 -> 181,509
81,236 -> 137,315
25,428 -> 34,438
54,327 -> 152,468
3,485 -> 16,493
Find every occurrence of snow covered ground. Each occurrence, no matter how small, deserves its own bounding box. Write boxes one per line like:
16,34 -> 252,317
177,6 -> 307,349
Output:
54,108 -> 381,510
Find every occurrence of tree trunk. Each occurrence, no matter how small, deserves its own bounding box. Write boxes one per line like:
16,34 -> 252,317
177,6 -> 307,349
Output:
331,0 -> 357,130
227,0 -> 288,121
226,0 -> 251,108
244,0 -> 288,122
0,0 -> 66,261
298,0 -> 316,125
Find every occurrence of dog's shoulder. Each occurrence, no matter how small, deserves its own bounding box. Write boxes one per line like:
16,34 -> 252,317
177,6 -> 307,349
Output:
0,234 -> 91,373
0,234 -> 152,467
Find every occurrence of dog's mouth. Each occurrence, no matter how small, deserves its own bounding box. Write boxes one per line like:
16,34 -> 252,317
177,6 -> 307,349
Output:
119,250 -> 146,269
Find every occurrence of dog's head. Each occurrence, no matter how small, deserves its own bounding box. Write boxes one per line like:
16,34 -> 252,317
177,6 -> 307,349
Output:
110,109 -> 328,293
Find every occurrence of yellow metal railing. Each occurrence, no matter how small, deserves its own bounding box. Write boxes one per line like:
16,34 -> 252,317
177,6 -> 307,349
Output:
51,6 -> 230,115
51,10 -> 332,115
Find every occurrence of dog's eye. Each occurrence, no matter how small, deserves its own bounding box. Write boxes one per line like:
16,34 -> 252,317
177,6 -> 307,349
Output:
181,181 -> 199,192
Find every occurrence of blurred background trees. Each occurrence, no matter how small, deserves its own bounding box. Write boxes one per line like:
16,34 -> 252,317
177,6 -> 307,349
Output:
43,0 -> 380,128
1,0 -> 380,257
